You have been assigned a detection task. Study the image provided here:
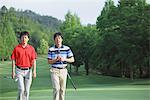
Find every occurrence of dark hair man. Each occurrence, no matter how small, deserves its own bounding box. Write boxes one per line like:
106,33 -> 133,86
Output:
48,32 -> 75,100
11,31 -> 37,100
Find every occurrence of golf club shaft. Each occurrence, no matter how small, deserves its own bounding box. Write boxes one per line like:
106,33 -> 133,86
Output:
57,49 -> 76,90
67,72 -> 77,90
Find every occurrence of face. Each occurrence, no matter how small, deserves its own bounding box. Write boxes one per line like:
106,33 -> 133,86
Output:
21,35 -> 29,44
54,35 -> 63,48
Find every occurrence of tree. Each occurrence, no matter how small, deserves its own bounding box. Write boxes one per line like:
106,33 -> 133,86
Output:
37,39 -> 49,54
79,25 -> 98,75
0,6 -> 60,61
61,11 -> 83,73
0,6 -> 17,62
96,0 -> 150,79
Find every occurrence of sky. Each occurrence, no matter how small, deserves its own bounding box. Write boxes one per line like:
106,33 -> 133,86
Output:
0,0 -> 150,25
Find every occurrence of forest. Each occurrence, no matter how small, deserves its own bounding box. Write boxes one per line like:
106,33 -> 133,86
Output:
0,0 -> 149,79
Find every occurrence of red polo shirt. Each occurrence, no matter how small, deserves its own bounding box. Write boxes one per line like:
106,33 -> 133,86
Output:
11,44 -> 37,68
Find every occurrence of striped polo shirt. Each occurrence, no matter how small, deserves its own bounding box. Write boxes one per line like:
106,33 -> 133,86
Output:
48,45 -> 74,68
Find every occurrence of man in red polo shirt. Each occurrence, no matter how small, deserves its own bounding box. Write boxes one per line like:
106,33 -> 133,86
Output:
11,31 -> 37,100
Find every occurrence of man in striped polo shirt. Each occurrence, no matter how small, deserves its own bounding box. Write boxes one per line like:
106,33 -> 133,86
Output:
48,32 -> 75,100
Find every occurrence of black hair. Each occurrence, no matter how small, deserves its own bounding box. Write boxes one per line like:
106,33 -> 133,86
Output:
20,31 -> 30,39
53,32 -> 63,40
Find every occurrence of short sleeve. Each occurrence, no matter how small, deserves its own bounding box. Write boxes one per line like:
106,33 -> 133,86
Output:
67,48 -> 74,58
31,47 -> 37,59
48,49 -> 52,59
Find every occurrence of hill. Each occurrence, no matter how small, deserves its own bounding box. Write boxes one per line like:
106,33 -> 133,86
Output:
0,5 -> 62,60
19,10 -> 62,32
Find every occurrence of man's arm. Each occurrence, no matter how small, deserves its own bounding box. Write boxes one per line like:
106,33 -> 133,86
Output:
33,59 -> 36,78
65,56 -> 75,63
12,60 -> 15,79
48,58 -> 59,64
58,56 -> 75,63
48,56 -> 75,64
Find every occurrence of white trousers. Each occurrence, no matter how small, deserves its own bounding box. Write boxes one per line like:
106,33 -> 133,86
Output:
50,68 -> 68,100
15,68 -> 32,100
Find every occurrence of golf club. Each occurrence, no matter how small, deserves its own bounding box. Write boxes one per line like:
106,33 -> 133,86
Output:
57,49 -> 77,90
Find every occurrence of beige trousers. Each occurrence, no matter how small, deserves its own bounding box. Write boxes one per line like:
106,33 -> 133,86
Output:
50,68 -> 68,100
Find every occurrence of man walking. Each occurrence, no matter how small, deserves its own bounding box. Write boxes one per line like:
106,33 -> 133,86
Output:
11,31 -> 37,100
48,32 -> 75,100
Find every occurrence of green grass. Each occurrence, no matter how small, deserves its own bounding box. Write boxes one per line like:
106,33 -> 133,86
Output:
0,55 -> 150,100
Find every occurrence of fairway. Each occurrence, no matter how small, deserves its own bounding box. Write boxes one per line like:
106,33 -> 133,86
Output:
0,56 -> 150,100
1,87 -> 150,100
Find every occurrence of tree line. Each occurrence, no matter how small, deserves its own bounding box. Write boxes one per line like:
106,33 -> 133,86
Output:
0,0 -> 149,79
60,0 -> 150,79
0,5 -> 62,61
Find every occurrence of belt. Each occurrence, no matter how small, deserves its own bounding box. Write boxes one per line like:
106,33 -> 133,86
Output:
17,66 -> 31,70
52,66 -> 66,69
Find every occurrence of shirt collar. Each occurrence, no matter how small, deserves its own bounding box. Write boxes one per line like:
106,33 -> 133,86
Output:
54,45 -> 63,48
18,43 -> 29,48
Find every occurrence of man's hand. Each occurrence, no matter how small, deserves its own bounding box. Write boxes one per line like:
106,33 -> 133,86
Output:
12,72 -> 15,79
33,71 -> 36,78
57,56 -> 65,62
56,56 -> 61,61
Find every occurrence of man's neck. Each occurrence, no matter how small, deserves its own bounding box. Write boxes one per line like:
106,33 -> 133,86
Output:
21,43 -> 28,48
56,44 -> 62,48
